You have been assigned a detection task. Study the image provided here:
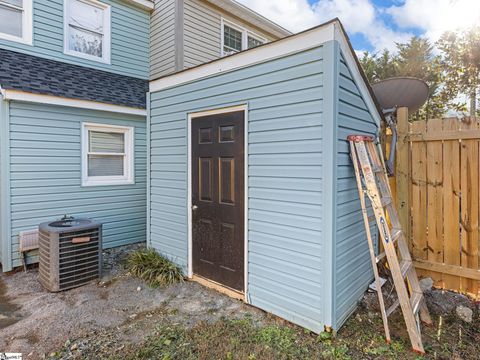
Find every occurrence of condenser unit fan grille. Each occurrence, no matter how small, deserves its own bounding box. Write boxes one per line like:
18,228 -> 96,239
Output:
58,228 -> 101,289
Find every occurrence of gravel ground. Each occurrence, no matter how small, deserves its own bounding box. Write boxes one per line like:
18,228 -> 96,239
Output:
0,244 -> 263,359
1,244 -> 478,359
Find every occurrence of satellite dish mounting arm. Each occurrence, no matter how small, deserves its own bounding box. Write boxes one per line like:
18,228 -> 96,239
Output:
384,108 -> 397,176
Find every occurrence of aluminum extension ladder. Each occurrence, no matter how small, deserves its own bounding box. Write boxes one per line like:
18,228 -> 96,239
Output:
348,135 -> 432,354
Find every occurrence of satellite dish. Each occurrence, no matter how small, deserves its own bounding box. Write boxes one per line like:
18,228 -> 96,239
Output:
372,77 -> 429,113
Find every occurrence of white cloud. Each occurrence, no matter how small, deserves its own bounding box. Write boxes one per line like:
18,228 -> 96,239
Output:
236,0 -> 319,33
387,0 -> 480,42
237,0 -> 480,53
237,0 -> 412,52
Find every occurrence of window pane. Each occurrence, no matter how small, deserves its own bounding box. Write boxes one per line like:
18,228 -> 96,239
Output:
89,131 -> 124,153
88,155 -> 124,176
69,0 -> 103,33
0,3 -> 22,37
68,26 -> 103,57
248,36 -> 263,49
223,25 -> 242,52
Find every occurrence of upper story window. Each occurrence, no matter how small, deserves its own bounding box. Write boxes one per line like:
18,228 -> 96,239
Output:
64,0 -> 111,63
0,0 -> 32,44
221,19 -> 266,57
82,123 -> 134,186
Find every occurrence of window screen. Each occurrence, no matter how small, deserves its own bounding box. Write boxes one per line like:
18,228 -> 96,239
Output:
87,130 -> 125,177
0,0 -> 24,37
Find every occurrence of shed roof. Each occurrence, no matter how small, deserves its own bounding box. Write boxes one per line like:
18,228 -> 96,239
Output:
0,48 -> 149,109
149,18 -> 384,125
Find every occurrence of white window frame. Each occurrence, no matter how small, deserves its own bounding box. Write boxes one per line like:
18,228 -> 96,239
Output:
221,18 -> 266,57
63,0 -> 111,64
81,123 -> 134,187
0,0 -> 33,45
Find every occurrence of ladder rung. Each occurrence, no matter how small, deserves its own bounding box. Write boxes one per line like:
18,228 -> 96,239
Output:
410,291 -> 423,314
381,196 -> 392,207
386,299 -> 400,317
376,251 -> 386,263
390,228 -> 402,243
400,259 -> 412,278
376,229 -> 402,262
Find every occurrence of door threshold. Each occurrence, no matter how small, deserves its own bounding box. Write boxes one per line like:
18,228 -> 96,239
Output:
191,275 -> 245,301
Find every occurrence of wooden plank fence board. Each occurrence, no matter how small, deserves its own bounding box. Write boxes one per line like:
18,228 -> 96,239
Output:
396,108 -> 410,244
460,118 -> 479,296
410,120 -> 428,260
426,118 -> 444,287
442,118 -> 461,291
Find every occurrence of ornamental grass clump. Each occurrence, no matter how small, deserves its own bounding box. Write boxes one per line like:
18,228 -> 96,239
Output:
126,248 -> 184,287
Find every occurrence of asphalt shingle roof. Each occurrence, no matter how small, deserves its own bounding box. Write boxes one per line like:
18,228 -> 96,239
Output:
0,48 -> 149,109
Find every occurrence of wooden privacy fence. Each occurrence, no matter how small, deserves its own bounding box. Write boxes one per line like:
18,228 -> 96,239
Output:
393,110 -> 480,298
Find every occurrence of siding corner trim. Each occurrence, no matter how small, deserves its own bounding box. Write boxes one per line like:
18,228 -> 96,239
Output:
322,40 -> 340,329
0,97 -> 12,272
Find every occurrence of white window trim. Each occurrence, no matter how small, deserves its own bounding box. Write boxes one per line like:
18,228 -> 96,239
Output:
63,0 -> 111,64
0,0 -> 33,45
81,122 -> 134,187
221,18 -> 266,57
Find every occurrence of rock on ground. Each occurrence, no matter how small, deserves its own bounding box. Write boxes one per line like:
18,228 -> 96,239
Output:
419,277 -> 434,292
456,305 -> 473,323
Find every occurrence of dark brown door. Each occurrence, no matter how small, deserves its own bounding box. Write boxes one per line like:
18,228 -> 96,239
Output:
191,110 -> 245,291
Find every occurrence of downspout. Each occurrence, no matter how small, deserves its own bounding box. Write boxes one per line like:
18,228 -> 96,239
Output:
146,92 -> 151,248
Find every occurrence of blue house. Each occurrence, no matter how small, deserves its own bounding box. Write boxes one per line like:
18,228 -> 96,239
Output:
147,19 -> 382,333
0,0 -> 384,336
0,0 -> 153,272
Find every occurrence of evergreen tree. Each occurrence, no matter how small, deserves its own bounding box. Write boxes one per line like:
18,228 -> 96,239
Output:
437,27 -> 480,116
358,37 -> 446,119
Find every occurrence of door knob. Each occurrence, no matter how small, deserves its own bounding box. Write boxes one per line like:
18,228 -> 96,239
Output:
192,205 -> 198,211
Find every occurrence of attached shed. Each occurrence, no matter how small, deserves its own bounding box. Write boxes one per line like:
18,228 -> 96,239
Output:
148,19 -> 381,332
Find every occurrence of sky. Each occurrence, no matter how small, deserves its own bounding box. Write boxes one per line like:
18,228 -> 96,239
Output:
236,0 -> 480,55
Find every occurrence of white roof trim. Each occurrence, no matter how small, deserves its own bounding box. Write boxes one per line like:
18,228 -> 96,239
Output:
150,22 -> 336,92
2,90 -> 147,116
333,22 -> 381,127
205,0 -> 291,38
122,0 -> 154,11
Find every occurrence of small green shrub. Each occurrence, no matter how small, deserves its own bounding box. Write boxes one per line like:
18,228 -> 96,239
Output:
126,248 -> 184,287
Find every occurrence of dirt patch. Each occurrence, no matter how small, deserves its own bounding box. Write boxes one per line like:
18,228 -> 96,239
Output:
0,244 -> 262,359
50,289 -> 480,360
1,244 -> 479,359
0,276 -> 22,329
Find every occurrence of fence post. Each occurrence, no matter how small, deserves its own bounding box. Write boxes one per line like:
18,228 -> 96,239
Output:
396,107 -> 410,243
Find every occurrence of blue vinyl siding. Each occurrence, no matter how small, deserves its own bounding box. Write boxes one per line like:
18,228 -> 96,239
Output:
7,101 -> 146,269
0,0 -> 150,79
333,50 -> 379,328
149,46 -> 327,332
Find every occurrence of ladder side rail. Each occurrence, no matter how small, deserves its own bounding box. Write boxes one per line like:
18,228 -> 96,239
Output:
350,141 -> 392,342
